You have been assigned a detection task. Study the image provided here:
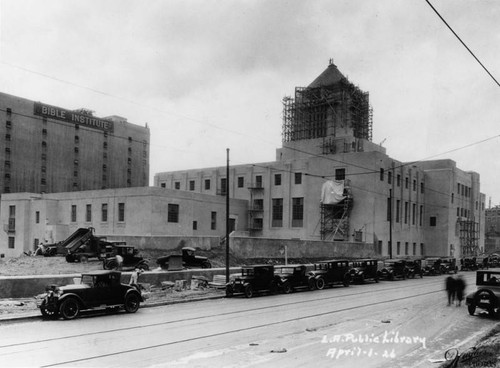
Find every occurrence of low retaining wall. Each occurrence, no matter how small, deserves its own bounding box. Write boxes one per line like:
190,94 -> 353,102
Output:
229,237 -> 377,259
0,267 -> 240,299
104,236 -> 221,251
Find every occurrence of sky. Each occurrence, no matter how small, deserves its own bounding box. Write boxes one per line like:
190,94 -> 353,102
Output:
0,0 -> 499,205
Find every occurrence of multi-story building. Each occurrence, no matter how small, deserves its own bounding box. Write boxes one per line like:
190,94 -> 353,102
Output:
155,61 -> 486,258
0,92 -> 150,194
485,205 -> 500,253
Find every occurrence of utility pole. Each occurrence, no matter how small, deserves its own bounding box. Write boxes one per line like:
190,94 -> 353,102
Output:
225,148 -> 230,283
389,188 -> 393,259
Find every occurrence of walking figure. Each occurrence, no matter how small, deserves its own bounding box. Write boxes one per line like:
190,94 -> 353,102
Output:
455,274 -> 466,306
445,276 -> 456,306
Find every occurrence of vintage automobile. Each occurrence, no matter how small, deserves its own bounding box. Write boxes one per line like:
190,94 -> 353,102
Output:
460,257 -> 479,271
157,247 -> 212,270
466,270 -> 500,317
36,270 -> 143,320
488,254 -> 500,268
440,257 -> 458,274
273,264 -> 315,293
103,245 -> 149,271
309,259 -> 351,289
378,259 -> 409,280
422,257 -> 442,276
349,259 -> 379,283
225,265 -> 276,298
405,259 -> 424,278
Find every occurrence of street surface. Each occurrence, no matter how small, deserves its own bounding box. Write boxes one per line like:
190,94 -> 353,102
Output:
0,272 -> 495,367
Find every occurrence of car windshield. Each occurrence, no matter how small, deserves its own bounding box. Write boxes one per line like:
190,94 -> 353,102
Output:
241,268 -> 254,276
81,275 -> 94,286
277,267 -> 295,274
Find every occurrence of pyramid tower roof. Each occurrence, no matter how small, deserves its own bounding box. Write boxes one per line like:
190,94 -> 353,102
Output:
308,60 -> 346,88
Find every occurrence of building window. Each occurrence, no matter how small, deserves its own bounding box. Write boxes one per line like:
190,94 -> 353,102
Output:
387,197 -> 391,221
420,205 -> 423,226
102,204 -> 108,222
397,175 -> 401,187
103,141 -> 108,149
272,198 -> 283,227
396,200 -> 400,223
168,204 -> 179,223
204,179 -> 211,190
413,180 -> 416,191
430,216 -> 437,226
420,182 -> 424,193
86,204 -> 92,222
189,180 -> 195,191
160,183 -> 166,188
295,172 -> 303,184
5,134 -> 11,141
388,171 -> 392,184
174,182 -> 180,190
404,202 -> 408,224
412,203 -> 416,225
292,197 -> 304,227
380,168 -> 384,181
255,175 -> 262,188
71,205 -> 77,222
405,177 -> 409,189
211,211 -> 217,230
36,211 -> 40,224
8,237 -> 15,249
451,193 -> 454,203
274,174 -> 281,186
220,178 -> 227,195
193,221 -> 197,230
413,243 -> 417,255
74,136 -> 79,144
405,242 -> 409,255
420,243 -> 424,256
397,241 -> 401,255
237,176 -> 244,188
118,203 -> 125,222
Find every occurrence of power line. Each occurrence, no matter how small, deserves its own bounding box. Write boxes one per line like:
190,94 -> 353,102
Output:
424,0 -> 500,88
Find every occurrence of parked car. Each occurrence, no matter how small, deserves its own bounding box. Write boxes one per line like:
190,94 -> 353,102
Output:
225,265 -> 276,298
488,254 -> 500,268
440,257 -> 458,274
103,245 -> 149,271
460,257 -> 479,271
466,270 -> 500,317
349,259 -> 379,283
309,260 -> 351,289
273,264 -> 315,293
157,247 -> 212,270
36,270 -> 143,320
403,259 -> 423,278
378,259 -> 409,280
422,258 -> 442,276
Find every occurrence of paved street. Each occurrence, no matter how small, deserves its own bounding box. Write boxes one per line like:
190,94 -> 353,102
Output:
0,272 -> 495,367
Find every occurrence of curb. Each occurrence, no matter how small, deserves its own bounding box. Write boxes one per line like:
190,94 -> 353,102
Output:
0,292 -> 226,324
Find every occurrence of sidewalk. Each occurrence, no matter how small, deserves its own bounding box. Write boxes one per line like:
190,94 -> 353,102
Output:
0,287 -> 226,323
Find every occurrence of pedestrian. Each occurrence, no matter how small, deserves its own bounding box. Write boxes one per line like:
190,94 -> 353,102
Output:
116,254 -> 123,270
129,267 -> 143,289
455,274 -> 466,307
445,276 -> 456,306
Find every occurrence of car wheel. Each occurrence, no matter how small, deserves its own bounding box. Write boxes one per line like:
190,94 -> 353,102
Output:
124,292 -> 141,313
138,262 -> 149,271
308,278 -> 316,291
79,255 -> 88,263
40,300 -> 59,319
282,281 -> 292,294
59,298 -> 80,320
65,254 -> 75,263
468,304 -> 476,316
244,284 -> 254,298
225,285 -> 234,297
201,261 -> 212,269
105,260 -> 117,270
316,278 -> 325,290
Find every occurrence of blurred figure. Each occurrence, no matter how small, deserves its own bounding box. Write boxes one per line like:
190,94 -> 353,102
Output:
116,254 -> 123,270
445,276 -> 456,306
455,274 -> 466,306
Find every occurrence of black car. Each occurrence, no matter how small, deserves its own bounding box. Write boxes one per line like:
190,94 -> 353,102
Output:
156,247 -> 212,269
309,260 -> 351,289
378,259 -> 409,280
349,259 -> 379,283
466,270 -> 500,317
36,270 -> 143,320
103,245 -> 149,271
273,264 -> 314,293
422,258 -> 442,276
440,258 -> 458,274
406,259 -> 424,278
226,265 -> 276,298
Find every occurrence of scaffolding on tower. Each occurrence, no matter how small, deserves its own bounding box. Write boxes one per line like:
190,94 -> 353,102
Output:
458,218 -> 480,256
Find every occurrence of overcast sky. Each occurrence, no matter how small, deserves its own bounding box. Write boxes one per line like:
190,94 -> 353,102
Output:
1,0 -> 499,205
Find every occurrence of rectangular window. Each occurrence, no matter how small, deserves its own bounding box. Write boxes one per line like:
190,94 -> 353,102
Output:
388,171 -> 392,184
412,203 -> 416,225
71,205 -> 77,222
189,180 -> 195,191
405,177 -> 409,189
380,168 -> 384,181
174,182 -> 180,190
8,237 -> 15,249
9,205 -> 15,218
396,200 -> 400,223
397,241 -> 401,255
387,197 -> 391,221
193,221 -> 197,230
237,176 -> 244,188
102,203 -> 108,222
36,211 -> 40,224
168,204 -> 179,223
255,175 -> 262,188
211,211 -> 217,230
397,175 -> 401,187
204,179 -> 211,190
413,180 -> 416,191
420,182 -> 424,193
420,243 -> 425,256
292,197 -> 304,227
272,198 -> 283,227
86,204 -> 92,222
405,242 -> 409,255
420,205 -> 423,226
254,199 -> 263,210
404,202 -> 408,224
118,203 -> 125,222
274,174 -> 281,186
335,169 -> 345,181
220,178 -> 227,195
295,172 -> 303,184
430,216 -> 437,226
160,183 -> 166,188
413,242 -> 417,255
